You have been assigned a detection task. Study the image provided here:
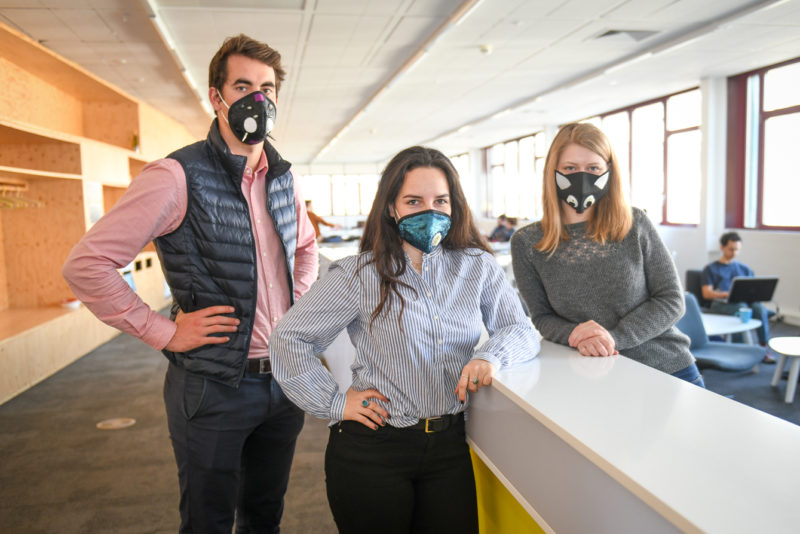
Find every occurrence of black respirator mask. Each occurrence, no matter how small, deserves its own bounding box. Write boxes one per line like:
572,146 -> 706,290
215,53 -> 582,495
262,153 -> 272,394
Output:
555,170 -> 610,214
218,90 -> 276,144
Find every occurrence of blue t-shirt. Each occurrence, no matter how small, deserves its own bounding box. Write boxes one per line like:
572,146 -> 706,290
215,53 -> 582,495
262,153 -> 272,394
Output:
701,260 -> 754,292
489,225 -> 515,242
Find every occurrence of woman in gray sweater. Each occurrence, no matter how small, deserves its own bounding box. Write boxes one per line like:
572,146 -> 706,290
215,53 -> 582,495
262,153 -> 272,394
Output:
511,122 -> 703,386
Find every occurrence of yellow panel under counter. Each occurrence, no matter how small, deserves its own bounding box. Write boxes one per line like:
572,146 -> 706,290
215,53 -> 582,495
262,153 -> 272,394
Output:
471,450 -> 545,533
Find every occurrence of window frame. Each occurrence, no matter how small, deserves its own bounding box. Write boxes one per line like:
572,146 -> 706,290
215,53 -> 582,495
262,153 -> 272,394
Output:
481,132 -> 545,219
726,56 -> 800,231
592,87 -> 701,227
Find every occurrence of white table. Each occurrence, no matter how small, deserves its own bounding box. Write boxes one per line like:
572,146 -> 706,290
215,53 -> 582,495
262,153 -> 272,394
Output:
769,337 -> 800,403
700,312 -> 762,344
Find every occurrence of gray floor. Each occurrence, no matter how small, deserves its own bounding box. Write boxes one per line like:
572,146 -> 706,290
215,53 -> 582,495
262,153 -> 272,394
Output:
2,318 -> 799,533
0,331 -> 336,534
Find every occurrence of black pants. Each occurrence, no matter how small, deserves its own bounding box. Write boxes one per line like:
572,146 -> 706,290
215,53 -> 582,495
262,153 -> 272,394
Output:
325,416 -> 478,534
164,362 -> 305,534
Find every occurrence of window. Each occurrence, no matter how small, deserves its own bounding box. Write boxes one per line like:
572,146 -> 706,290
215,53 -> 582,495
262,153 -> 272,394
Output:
665,91 -> 702,224
594,88 -> 701,225
298,174 -> 379,216
727,57 -> 800,229
301,175 -> 332,215
631,102 -> 665,219
450,153 -> 475,211
484,133 -> 546,220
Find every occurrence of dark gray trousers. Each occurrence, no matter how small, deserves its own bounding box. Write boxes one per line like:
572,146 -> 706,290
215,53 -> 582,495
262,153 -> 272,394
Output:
164,362 -> 305,534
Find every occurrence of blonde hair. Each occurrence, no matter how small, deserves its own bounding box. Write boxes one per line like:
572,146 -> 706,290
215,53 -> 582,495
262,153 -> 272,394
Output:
536,123 -> 632,254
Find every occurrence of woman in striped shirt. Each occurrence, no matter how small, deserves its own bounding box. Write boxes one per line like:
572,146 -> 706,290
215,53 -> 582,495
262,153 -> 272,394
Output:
271,146 -> 539,534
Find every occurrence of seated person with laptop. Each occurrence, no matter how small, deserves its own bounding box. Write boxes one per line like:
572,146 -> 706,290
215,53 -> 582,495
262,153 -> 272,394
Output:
702,232 -> 775,361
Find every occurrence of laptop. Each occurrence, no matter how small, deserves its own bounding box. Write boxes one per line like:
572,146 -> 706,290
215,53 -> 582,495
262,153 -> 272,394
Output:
725,276 -> 778,304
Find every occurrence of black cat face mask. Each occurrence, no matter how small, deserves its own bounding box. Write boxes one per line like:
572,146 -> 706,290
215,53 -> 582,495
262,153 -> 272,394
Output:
555,170 -> 610,214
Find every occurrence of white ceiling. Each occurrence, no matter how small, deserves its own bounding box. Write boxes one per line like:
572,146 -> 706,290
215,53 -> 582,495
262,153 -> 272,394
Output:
2,0 -> 799,172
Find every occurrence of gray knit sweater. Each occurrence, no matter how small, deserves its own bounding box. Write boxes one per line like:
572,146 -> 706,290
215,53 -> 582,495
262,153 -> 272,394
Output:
510,208 -> 693,374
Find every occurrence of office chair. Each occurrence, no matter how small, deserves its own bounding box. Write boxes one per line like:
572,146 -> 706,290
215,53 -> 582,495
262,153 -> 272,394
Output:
685,269 -> 711,310
675,292 -> 765,372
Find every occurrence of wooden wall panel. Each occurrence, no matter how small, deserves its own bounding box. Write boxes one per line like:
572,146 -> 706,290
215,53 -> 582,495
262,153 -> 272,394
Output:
0,58 -> 84,136
83,101 -> 140,151
81,141 -> 130,186
103,185 -> 126,213
0,214 -> 7,310
0,141 -> 82,175
129,157 -> 146,179
3,178 -> 85,308
138,101 -> 199,162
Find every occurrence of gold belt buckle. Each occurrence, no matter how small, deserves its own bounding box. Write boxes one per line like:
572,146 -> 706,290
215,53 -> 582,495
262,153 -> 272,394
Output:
424,416 -> 442,434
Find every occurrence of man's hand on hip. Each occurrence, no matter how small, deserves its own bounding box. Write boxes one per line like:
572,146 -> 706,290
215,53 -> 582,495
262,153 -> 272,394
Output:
165,306 -> 239,352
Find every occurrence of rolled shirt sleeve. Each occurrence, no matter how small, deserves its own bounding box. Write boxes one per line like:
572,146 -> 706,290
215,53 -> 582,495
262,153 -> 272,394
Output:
61,159 -> 187,349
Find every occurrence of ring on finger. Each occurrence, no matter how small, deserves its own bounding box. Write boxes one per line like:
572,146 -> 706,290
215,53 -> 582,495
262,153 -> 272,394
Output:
361,400 -> 369,407
472,378 -> 479,385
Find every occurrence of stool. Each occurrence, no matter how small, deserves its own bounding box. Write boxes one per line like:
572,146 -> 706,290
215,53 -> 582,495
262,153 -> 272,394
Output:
769,337 -> 800,404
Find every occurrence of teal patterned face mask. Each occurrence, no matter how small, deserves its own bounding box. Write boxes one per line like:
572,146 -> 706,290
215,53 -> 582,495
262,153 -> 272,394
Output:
396,209 -> 451,253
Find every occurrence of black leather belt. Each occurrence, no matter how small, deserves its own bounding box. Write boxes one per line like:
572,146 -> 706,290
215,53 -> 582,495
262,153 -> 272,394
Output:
246,358 -> 272,375
407,413 -> 464,433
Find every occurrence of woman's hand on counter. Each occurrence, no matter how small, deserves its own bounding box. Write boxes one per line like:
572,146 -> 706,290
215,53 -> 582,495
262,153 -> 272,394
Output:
576,335 -> 619,357
569,320 -> 617,357
455,359 -> 497,402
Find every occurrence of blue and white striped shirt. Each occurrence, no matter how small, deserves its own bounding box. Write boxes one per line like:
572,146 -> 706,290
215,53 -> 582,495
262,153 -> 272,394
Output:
270,246 -> 540,427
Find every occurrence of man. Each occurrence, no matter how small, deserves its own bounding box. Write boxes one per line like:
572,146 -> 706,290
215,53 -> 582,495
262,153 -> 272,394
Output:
63,34 -> 318,532
488,214 -> 517,242
701,232 -> 773,361
305,199 -> 340,241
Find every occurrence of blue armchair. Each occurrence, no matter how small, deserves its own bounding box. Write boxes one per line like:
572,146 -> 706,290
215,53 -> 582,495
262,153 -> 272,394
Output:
685,269 -> 711,310
675,292 -> 765,372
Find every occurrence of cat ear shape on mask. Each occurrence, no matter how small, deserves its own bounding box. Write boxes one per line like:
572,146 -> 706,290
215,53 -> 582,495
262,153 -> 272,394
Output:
594,171 -> 610,190
555,171 -> 571,190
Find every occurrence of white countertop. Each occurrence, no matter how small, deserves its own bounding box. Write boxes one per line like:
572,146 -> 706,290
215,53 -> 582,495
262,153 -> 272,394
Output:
482,340 -> 800,533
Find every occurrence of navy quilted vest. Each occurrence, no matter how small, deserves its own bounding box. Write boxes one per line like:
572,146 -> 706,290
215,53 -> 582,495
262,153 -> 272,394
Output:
155,121 -> 297,386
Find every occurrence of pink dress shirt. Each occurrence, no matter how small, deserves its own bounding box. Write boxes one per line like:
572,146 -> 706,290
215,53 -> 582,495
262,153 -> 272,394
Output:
62,151 -> 318,358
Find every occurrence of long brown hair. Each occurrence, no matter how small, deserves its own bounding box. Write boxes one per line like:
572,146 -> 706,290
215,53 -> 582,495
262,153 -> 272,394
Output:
537,123 -> 632,254
359,146 -> 490,327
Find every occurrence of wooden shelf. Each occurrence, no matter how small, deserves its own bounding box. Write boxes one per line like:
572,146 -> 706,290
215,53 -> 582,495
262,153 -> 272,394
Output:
0,24 -> 139,150
0,25 -> 135,103
0,307 -> 74,341
0,20 -> 197,404
0,252 -> 172,404
0,165 -> 82,182
0,122 -> 82,175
